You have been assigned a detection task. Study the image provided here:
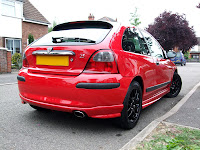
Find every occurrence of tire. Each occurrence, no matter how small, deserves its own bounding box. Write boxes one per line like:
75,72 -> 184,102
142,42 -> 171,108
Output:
166,72 -> 182,98
30,104 -> 49,111
119,81 -> 142,129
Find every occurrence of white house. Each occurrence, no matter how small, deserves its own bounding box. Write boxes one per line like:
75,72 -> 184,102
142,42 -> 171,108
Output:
0,0 -> 49,55
0,0 -> 23,54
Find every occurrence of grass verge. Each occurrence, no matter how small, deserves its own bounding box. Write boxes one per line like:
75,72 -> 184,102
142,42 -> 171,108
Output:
135,122 -> 200,150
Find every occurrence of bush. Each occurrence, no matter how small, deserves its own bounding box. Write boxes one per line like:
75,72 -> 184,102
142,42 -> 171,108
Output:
28,34 -> 34,44
184,51 -> 190,59
12,53 -> 22,69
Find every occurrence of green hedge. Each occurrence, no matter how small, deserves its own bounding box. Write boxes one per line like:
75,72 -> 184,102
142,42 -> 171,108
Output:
12,53 -> 22,69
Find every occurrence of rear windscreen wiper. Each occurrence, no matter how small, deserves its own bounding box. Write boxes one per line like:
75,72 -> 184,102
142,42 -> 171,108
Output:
52,37 -> 96,43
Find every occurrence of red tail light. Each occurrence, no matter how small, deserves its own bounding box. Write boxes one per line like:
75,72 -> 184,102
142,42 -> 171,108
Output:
22,53 -> 29,67
83,50 -> 118,74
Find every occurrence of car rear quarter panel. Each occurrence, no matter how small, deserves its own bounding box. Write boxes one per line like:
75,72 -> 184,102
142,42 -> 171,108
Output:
109,26 -> 175,102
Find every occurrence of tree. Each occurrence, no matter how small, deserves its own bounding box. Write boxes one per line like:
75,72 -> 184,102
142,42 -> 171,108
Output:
28,34 -> 34,44
48,21 -> 57,33
197,3 -> 200,8
146,11 -> 198,52
129,8 -> 141,26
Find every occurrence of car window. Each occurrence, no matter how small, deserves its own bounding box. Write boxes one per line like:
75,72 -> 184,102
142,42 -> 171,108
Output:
140,30 -> 164,58
122,28 -> 150,55
32,28 -> 111,46
176,52 -> 182,58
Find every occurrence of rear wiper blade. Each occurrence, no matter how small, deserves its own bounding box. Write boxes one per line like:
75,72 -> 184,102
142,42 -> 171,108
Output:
52,37 -> 96,43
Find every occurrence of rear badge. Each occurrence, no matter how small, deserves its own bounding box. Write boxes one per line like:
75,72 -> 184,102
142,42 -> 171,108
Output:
47,47 -> 53,54
80,54 -> 85,58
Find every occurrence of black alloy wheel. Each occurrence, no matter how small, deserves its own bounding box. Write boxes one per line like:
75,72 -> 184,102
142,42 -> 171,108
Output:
166,72 -> 182,98
120,81 -> 142,129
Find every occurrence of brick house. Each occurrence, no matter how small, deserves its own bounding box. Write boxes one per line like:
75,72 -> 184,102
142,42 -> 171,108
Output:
22,0 -> 50,52
0,0 -> 50,54
189,37 -> 200,61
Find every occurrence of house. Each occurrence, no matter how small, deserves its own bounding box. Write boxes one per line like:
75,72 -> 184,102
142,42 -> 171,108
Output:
88,14 -> 117,22
0,0 -> 49,73
22,0 -> 50,51
98,16 -> 117,22
0,0 -> 23,54
189,37 -> 200,60
0,0 -> 50,54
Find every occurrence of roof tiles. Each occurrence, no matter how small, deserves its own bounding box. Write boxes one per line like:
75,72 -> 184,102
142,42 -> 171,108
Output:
98,16 -> 117,22
23,0 -> 50,25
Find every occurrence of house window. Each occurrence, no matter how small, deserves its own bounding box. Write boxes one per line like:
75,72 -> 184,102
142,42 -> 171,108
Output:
5,39 -> 21,54
1,0 -> 16,17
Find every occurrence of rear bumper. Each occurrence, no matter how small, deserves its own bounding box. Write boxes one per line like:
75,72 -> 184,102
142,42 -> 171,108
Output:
20,93 -> 123,118
18,68 -> 132,118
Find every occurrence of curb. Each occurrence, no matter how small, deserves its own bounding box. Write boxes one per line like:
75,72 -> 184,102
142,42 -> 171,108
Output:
120,81 -> 200,150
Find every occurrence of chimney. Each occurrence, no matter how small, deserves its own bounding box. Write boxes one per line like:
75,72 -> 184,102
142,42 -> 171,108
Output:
88,13 -> 95,20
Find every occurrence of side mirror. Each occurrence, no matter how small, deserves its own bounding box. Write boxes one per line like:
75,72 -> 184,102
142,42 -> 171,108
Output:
167,51 -> 176,58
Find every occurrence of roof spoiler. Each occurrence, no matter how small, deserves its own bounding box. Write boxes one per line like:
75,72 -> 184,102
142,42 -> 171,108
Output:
53,21 -> 113,31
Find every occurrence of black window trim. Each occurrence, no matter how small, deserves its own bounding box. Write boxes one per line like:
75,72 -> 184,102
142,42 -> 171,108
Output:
121,27 -> 150,56
138,29 -> 167,59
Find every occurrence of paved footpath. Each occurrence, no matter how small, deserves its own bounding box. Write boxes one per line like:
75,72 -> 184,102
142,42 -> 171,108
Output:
120,81 -> 200,150
166,85 -> 200,129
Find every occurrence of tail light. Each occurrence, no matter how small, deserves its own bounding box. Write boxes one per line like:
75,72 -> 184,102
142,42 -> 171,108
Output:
22,53 -> 29,67
83,50 -> 118,74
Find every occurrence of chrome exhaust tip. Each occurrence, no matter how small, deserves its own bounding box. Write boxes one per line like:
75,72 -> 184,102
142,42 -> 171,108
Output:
74,111 -> 86,118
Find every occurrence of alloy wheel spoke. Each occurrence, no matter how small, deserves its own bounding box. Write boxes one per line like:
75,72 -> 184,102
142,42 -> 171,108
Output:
127,89 -> 140,121
128,108 -> 134,118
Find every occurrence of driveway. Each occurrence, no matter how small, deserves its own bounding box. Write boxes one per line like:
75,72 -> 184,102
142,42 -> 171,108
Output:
0,63 -> 200,150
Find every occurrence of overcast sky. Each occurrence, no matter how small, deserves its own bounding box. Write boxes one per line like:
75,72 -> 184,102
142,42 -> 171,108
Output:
30,0 -> 200,37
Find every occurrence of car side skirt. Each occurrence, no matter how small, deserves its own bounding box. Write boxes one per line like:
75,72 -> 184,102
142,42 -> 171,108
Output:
146,81 -> 171,92
142,87 -> 169,108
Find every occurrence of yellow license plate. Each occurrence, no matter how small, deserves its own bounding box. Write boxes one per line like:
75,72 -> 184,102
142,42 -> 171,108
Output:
36,56 -> 69,66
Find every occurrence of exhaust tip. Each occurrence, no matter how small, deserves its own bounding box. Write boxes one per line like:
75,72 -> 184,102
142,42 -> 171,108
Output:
74,111 -> 86,118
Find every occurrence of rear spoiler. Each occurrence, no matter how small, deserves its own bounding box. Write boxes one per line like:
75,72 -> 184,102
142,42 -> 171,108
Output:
53,21 -> 113,31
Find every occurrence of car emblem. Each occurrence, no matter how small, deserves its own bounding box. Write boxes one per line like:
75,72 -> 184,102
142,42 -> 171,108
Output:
47,47 -> 53,54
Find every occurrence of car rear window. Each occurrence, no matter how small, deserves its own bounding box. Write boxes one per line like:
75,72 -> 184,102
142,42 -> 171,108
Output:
176,52 -> 182,58
31,28 -> 111,46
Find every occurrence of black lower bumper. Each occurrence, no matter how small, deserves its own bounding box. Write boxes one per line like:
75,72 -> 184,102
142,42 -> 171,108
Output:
17,76 -> 25,82
76,83 -> 120,89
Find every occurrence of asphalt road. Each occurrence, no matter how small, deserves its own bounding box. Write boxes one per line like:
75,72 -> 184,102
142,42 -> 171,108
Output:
1,63 -> 200,150
0,72 -> 18,84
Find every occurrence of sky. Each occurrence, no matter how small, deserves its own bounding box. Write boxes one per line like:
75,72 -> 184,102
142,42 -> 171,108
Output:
29,0 -> 200,38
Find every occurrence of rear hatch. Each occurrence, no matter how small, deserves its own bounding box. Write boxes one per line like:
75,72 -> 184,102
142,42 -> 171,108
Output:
24,21 -> 113,76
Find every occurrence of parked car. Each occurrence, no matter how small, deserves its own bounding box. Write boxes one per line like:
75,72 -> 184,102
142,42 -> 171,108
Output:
17,21 -> 182,129
170,51 -> 186,66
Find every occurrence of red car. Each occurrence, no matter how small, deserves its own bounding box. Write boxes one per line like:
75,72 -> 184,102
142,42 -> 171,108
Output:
18,21 -> 182,129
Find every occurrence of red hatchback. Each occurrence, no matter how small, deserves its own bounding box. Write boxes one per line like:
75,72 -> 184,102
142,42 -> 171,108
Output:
18,21 -> 182,129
